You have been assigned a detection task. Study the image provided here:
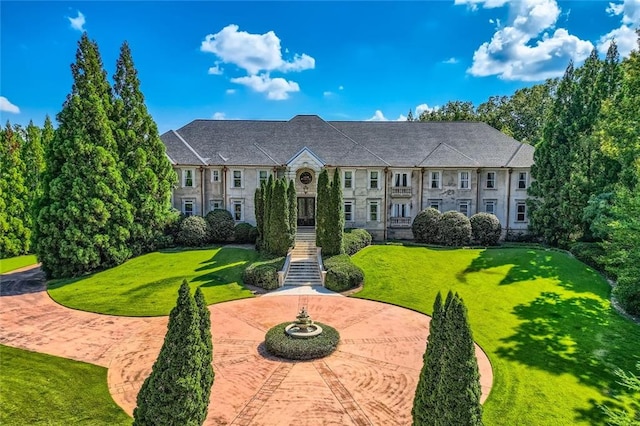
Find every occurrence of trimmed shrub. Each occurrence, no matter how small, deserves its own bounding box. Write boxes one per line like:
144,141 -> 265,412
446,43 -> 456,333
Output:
234,223 -> 258,244
176,216 -> 209,247
343,229 -> 372,256
323,254 -> 364,292
242,257 -> 285,290
264,322 -> 340,360
412,208 -> 442,244
570,242 -> 607,273
470,213 -> 501,246
439,211 -> 472,247
205,209 -> 235,243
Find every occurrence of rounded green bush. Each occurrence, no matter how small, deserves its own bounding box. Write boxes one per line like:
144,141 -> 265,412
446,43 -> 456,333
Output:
470,212 -> 502,246
205,209 -> 235,243
439,210 -> 472,246
234,222 -> 258,244
343,228 -> 372,255
176,216 -> 209,246
243,264 -> 279,290
412,208 -> 442,244
264,322 -> 340,360
323,254 -> 364,292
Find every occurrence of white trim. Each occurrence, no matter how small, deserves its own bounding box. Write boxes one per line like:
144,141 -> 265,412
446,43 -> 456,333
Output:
457,199 -> 471,217
483,199 -> 497,215
231,169 -> 244,189
257,169 -> 270,187
367,199 -> 381,222
391,202 -> 411,218
182,198 -> 196,216
393,171 -> 410,187
368,170 -> 381,190
210,169 -> 220,183
343,170 -> 354,189
344,200 -> 355,222
286,146 -> 325,168
209,199 -> 223,213
517,171 -> 528,190
485,171 -> 497,189
427,198 -> 442,211
182,168 -> 195,188
231,199 -> 244,221
459,170 -> 471,190
429,170 -> 442,189
515,200 -> 527,222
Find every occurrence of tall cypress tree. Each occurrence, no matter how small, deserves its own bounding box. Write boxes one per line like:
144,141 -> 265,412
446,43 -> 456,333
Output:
133,280 -> 206,425
34,33 -> 133,278
287,179 -> 297,245
112,41 -> 176,256
268,178 -> 290,256
323,168 -> 344,255
0,122 -> 30,257
262,176 -> 274,253
315,169 -> 330,248
194,288 -> 214,424
254,186 -> 264,248
23,121 -> 45,230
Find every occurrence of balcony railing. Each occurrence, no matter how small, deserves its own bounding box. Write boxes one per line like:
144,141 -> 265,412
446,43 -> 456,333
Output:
391,186 -> 412,197
390,217 -> 412,227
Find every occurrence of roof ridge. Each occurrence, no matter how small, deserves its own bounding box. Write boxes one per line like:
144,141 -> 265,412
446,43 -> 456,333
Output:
172,130 -> 207,165
418,142 -> 444,166
504,142 -> 524,167
253,143 -> 279,165
323,121 -> 391,166
440,142 -> 480,165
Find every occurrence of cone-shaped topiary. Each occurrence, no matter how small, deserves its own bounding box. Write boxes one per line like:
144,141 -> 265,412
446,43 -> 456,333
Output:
194,288 -> 214,424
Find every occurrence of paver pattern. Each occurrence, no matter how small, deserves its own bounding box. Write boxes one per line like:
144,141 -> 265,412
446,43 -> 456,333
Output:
0,267 -> 493,425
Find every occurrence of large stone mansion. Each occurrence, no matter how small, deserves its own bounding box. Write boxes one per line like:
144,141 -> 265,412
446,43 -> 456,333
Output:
160,115 -> 534,240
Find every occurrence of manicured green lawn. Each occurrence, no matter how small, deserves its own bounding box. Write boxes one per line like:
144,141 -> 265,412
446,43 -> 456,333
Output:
0,344 -> 131,425
0,255 -> 38,274
352,245 -> 640,425
48,247 -> 259,316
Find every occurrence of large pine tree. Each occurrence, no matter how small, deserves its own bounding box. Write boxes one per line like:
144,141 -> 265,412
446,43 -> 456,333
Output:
133,280 -> 207,425
112,41 -> 176,256
34,33 -> 133,278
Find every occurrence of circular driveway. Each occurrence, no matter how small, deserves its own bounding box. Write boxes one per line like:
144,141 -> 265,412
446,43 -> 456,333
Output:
0,268 -> 492,425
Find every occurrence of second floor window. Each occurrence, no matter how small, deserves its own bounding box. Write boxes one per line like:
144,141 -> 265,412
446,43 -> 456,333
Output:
183,169 -> 194,187
369,171 -> 379,189
430,171 -> 441,189
459,171 -> 470,189
258,170 -> 269,186
394,172 -> 409,187
344,171 -> 353,189
211,170 -> 220,182
233,170 -> 242,188
518,172 -> 528,189
486,172 -> 496,189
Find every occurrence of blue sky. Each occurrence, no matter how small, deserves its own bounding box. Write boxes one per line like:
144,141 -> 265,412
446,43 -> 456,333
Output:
1,1 -> 638,133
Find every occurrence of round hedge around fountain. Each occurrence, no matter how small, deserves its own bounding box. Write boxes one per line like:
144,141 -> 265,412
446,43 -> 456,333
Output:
264,322 -> 340,360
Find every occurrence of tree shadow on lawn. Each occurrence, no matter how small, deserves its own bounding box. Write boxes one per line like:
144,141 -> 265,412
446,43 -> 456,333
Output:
191,248 -> 254,289
459,248 -> 608,296
496,291 -> 640,424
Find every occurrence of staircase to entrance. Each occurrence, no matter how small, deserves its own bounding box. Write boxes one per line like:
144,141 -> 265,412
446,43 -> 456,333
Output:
282,228 -> 323,287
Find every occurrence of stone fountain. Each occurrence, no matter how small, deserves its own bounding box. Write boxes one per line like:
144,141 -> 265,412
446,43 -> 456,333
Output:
285,307 -> 323,338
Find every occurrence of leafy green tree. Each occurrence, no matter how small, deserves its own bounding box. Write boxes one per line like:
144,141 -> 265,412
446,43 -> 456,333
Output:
287,179 -> 297,245
601,362 -> 640,425
133,281 -> 207,425
315,169 -> 330,248
23,121 -> 45,227
194,288 -> 214,424
34,33 -> 133,278
267,178 -> 291,256
112,41 -> 176,256
419,101 -> 477,121
0,123 -> 30,257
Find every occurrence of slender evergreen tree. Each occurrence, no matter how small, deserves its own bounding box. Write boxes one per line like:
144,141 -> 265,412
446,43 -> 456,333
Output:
23,121 -> 45,230
112,41 -> 176,256
194,288 -> 214,424
267,178 -> 291,256
134,281 -> 207,425
34,33 -> 133,278
254,186 -> 264,247
315,169 -> 330,248
262,176 -> 274,253
323,168 -> 344,255
287,179 -> 297,245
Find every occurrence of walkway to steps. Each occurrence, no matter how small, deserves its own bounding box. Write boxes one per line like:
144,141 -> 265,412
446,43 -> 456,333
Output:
283,227 -> 323,287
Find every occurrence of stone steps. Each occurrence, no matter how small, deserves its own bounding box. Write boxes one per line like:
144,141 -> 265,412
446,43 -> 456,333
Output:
283,229 -> 323,287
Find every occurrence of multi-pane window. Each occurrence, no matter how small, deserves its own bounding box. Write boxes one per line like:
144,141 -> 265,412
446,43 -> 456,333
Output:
211,170 -> 220,182
394,172 -> 409,187
516,201 -> 527,222
233,170 -> 242,188
232,200 -> 243,221
428,199 -> 442,211
459,171 -> 470,189
344,201 -> 354,222
458,200 -> 470,217
484,200 -> 496,215
344,171 -> 353,189
392,203 -> 410,217
486,171 -> 496,189
430,171 -> 441,189
369,171 -> 379,189
183,199 -> 195,217
183,169 -> 194,187
258,170 -> 269,186
518,172 -> 528,189
368,200 -> 380,221
209,199 -> 222,212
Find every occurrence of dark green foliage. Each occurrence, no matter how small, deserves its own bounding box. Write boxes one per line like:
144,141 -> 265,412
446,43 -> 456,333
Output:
315,169 -> 330,248
23,121 -> 45,233
323,254 -> 364,292
0,123 -> 30,257
322,168 -> 345,256
264,322 -> 340,360
287,179 -> 297,246
112,41 -> 176,256
205,209 -> 234,243
569,242 -> 607,273
241,257 -> 285,290
133,281 -> 207,425
343,228 -> 372,256
470,213 -> 501,246
194,288 -> 213,424
419,100 -> 476,121
254,187 -> 264,242
413,291 -> 483,425
601,362 -> 640,425
266,179 -> 291,256
177,216 -> 209,247
34,34 -> 133,278
233,222 -> 258,244
261,176 -> 274,253
439,211 -> 472,247
412,208 -> 442,244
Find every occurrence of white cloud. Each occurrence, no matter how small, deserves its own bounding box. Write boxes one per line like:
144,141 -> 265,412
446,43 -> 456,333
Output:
68,10 -> 85,32
225,89 -> 236,95
200,24 -> 315,75
455,0 -> 510,11
339,85 -> 344,91
0,96 -> 20,113
367,110 -> 388,121
396,114 -> 408,121
230,74 -> 299,100
462,0 -> 593,81
443,57 -> 459,64
599,0 -> 640,57
208,63 -> 223,75
212,112 -> 226,120
415,103 -> 434,116
323,91 -> 334,97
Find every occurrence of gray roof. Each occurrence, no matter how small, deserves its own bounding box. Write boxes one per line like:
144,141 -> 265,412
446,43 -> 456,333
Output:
161,115 -> 534,168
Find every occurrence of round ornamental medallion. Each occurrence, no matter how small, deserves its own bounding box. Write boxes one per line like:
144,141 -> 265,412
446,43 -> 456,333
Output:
299,172 -> 313,185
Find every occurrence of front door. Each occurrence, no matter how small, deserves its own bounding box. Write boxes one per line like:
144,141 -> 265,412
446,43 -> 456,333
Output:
297,197 -> 315,227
